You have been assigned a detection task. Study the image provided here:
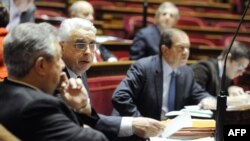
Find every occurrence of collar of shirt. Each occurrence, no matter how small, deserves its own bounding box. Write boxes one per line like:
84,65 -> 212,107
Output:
162,56 -> 174,78
7,77 -> 41,92
66,67 -> 79,79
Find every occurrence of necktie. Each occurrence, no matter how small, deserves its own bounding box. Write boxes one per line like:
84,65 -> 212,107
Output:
168,71 -> 176,112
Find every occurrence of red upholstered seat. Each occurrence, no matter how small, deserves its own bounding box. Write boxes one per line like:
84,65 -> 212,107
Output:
123,16 -> 155,38
190,37 -> 216,46
176,16 -> 206,28
88,75 -> 125,115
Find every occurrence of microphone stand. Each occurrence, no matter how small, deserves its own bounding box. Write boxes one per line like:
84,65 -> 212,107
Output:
143,0 -> 148,27
215,1 -> 250,141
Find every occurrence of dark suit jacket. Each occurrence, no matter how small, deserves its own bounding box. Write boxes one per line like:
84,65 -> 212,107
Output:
112,55 -> 211,120
130,25 -> 161,60
191,58 -> 232,96
63,69 -> 145,141
98,45 -> 116,61
0,78 -> 108,141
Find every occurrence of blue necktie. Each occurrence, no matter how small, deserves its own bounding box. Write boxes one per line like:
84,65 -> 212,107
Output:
168,71 -> 176,112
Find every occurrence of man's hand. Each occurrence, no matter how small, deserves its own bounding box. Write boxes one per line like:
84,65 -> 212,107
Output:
132,117 -> 165,138
59,73 -> 91,115
228,86 -> 245,96
198,97 -> 216,110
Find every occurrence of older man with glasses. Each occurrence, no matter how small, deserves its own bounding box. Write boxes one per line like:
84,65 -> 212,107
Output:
191,41 -> 250,97
58,17 -> 165,141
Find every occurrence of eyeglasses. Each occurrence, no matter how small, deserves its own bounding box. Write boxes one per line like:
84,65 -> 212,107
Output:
73,42 -> 97,51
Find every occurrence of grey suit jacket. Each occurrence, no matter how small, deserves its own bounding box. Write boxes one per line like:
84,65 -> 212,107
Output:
130,25 -> 161,60
0,78 -> 108,141
112,55 -> 211,120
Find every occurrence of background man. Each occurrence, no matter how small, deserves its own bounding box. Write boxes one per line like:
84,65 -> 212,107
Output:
130,2 -> 179,60
69,0 -> 118,62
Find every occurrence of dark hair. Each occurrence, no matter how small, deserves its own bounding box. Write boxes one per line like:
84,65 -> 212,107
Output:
0,2 -> 9,27
219,41 -> 250,61
159,28 -> 186,54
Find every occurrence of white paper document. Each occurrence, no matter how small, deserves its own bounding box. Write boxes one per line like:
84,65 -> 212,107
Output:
161,112 -> 192,138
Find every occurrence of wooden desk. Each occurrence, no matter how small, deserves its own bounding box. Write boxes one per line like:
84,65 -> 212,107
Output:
0,124 -> 20,141
101,39 -> 223,60
87,61 -> 133,77
98,6 -> 250,22
86,60 -> 197,78
35,1 -> 66,9
118,0 -> 231,10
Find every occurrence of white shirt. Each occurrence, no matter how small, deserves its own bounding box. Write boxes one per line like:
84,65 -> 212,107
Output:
66,67 -> 133,137
161,57 -> 174,119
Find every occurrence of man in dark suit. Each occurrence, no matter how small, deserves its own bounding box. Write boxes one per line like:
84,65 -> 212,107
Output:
112,28 -> 214,120
130,2 -> 179,60
0,22 -> 108,141
58,18 -> 165,141
191,41 -> 250,97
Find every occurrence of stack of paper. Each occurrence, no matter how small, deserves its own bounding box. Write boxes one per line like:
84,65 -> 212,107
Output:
161,112 -> 215,140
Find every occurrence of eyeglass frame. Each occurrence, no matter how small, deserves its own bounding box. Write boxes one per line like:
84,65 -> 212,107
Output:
63,41 -> 97,52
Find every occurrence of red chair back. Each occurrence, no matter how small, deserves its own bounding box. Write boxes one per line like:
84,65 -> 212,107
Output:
88,75 -> 125,115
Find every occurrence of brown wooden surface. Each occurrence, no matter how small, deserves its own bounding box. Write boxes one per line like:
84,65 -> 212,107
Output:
86,60 -> 197,78
97,6 -> 250,22
118,0 -> 231,10
0,124 -> 20,141
100,39 -> 224,60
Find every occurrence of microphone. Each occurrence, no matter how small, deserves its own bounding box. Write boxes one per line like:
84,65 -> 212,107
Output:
143,0 -> 148,27
215,1 -> 250,141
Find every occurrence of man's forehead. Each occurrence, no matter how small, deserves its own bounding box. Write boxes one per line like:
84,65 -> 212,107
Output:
69,30 -> 95,41
160,7 -> 178,15
173,34 -> 190,46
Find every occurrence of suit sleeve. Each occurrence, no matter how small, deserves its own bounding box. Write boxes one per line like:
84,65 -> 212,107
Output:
189,68 -> 213,104
21,99 -> 108,141
98,45 -> 117,61
112,62 -> 145,117
129,30 -> 146,60
76,108 -> 122,140
191,63 -> 210,90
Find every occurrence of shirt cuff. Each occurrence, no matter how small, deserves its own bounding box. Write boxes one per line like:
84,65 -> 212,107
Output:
118,117 -> 133,137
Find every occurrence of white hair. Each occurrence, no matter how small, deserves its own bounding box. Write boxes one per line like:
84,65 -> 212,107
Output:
58,18 -> 97,41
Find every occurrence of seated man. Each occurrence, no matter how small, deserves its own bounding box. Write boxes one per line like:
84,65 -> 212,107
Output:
130,2 -> 179,60
112,28 -> 214,120
0,22 -> 108,141
191,41 -> 250,96
69,0 -> 118,62
58,17 -> 165,141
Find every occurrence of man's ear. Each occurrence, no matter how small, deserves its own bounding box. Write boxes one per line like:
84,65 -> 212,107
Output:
161,44 -> 169,56
33,57 -> 48,76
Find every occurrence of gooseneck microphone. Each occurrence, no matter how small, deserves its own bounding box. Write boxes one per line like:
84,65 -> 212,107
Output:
215,1 -> 250,141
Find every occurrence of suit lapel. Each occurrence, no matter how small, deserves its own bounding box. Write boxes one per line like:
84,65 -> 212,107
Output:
175,69 -> 183,109
154,56 -> 163,116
